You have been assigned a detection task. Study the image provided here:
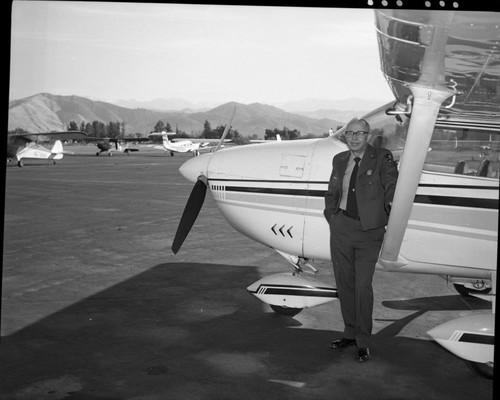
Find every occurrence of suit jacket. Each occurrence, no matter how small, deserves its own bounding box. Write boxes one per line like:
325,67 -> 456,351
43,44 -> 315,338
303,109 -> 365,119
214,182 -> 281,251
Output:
324,143 -> 398,231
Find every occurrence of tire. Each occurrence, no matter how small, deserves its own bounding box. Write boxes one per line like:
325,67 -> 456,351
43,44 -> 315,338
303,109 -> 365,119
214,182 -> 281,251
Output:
270,305 -> 302,317
453,283 -> 491,297
466,361 -> 494,380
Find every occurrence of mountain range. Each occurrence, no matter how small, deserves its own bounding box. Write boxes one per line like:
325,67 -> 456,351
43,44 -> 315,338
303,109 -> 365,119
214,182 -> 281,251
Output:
8,93 -> 388,138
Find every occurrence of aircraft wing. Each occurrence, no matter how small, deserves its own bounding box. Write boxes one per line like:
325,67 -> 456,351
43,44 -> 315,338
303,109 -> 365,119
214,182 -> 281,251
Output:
84,137 -> 148,142
170,138 -> 232,144
109,137 -> 150,143
8,131 -> 87,143
376,10 -> 500,124
147,132 -> 232,144
375,10 -> 500,268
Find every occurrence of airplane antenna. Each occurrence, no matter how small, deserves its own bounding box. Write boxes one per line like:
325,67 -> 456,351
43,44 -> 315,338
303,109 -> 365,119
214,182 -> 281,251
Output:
214,105 -> 236,152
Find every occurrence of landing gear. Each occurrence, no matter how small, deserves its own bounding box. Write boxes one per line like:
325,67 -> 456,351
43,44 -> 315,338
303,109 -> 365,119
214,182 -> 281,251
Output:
17,160 -> 24,167
453,282 -> 491,297
467,360 -> 494,380
247,254 -> 338,317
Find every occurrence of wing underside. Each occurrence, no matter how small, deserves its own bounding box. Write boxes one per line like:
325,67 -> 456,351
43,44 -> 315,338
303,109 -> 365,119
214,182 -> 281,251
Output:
375,9 -> 500,123
375,10 -> 500,267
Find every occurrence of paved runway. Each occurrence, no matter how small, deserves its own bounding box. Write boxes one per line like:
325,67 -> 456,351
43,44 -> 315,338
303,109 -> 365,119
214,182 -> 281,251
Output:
1,145 -> 494,399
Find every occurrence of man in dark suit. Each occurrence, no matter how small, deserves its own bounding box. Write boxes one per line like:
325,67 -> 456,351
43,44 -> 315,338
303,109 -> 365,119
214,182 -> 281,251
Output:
324,118 -> 398,362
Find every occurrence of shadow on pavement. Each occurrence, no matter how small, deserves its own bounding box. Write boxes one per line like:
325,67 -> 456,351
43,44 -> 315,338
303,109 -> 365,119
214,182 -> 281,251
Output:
1,263 -> 493,400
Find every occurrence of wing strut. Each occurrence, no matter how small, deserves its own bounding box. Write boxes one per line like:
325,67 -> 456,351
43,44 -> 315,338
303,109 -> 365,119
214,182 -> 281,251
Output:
378,12 -> 456,269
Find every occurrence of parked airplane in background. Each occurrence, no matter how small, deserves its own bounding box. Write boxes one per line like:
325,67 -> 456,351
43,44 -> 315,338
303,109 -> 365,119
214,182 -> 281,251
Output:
90,138 -> 143,156
6,131 -> 87,167
148,131 -> 215,156
171,9 -> 498,378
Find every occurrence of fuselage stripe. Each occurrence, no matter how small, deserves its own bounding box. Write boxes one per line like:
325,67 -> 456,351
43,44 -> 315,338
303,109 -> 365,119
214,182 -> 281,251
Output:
211,178 -> 498,191
215,183 -> 498,210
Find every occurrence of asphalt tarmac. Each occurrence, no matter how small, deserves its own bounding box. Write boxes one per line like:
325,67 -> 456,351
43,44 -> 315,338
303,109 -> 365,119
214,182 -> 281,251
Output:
1,145 -> 495,399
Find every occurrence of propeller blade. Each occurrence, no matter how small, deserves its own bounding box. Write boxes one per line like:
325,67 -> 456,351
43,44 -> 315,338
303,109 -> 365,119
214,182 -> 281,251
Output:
171,177 -> 208,254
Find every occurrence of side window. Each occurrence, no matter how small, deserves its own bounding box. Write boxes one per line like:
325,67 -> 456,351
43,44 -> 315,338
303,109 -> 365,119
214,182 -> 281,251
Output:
332,103 -> 499,179
366,113 -> 408,161
425,125 -> 499,178
333,103 -> 409,161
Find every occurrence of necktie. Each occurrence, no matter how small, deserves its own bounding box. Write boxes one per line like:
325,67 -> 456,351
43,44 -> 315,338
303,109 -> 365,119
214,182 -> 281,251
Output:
346,157 -> 361,217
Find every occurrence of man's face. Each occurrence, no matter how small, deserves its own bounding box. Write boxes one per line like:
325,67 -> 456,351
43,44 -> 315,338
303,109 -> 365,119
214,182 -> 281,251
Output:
345,121 -> 370,153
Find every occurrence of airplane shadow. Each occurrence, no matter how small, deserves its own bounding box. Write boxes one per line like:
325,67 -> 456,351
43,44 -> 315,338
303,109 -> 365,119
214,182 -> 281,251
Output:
376,295 -> 491,339
1,263 -> 493,400
382,294 -> 491,312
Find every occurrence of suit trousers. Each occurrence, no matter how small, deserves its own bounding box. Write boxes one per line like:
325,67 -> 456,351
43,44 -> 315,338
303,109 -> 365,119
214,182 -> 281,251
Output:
329,212 -> 385,348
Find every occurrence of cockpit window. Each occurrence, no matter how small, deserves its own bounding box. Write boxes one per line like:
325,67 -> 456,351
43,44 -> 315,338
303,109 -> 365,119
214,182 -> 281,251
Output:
332,102 -> 499,179
425,124 -> 499,178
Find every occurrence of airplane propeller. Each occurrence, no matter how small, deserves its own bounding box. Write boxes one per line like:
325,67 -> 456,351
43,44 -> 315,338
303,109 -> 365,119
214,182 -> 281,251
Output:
171,175 -> 208,254
171,105 -> 236,254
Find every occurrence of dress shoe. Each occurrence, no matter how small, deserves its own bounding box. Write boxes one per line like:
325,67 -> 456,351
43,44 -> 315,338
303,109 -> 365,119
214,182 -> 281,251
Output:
329,338 -> 356,349
355,347 -> 371,362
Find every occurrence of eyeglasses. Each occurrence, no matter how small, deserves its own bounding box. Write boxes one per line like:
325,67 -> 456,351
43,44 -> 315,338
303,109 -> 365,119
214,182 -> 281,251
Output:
345,131 -> 368,138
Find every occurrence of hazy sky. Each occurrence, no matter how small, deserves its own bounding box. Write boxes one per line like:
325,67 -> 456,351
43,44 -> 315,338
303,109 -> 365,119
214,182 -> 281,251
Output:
9,1 -> 394,105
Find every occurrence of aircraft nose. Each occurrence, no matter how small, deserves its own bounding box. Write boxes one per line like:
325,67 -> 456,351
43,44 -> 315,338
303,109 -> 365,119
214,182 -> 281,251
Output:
178,153 -> 212,183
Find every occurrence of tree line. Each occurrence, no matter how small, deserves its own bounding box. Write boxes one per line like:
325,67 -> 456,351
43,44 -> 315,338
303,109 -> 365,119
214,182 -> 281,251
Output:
64,119 -> 328,142
67,120 -> 132,139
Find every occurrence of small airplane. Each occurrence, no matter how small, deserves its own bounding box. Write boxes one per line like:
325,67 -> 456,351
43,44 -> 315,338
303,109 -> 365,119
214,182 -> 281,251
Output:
6,131 -> 87,167
87,137 -> 146,156
250,134 -> 282,143
148,131 -> 216,156
171,9 -> 498,378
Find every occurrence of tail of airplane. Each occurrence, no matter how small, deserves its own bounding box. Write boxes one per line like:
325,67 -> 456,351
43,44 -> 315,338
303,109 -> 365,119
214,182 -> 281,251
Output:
50,140 -> 64,160
162,132 -> 171,147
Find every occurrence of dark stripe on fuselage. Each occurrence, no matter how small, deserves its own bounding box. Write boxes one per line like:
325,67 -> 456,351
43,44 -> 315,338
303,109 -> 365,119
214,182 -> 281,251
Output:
214,181 -> 499,210
227,186 -> 321,197
413,195 -> 497,209
459,333 -> 495,345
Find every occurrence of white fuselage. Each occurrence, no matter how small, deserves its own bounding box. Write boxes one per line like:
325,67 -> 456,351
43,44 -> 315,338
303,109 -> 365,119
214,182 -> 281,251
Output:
163,138 -> 202,153
16,140 -> 64,161
180,137 -> 498,280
